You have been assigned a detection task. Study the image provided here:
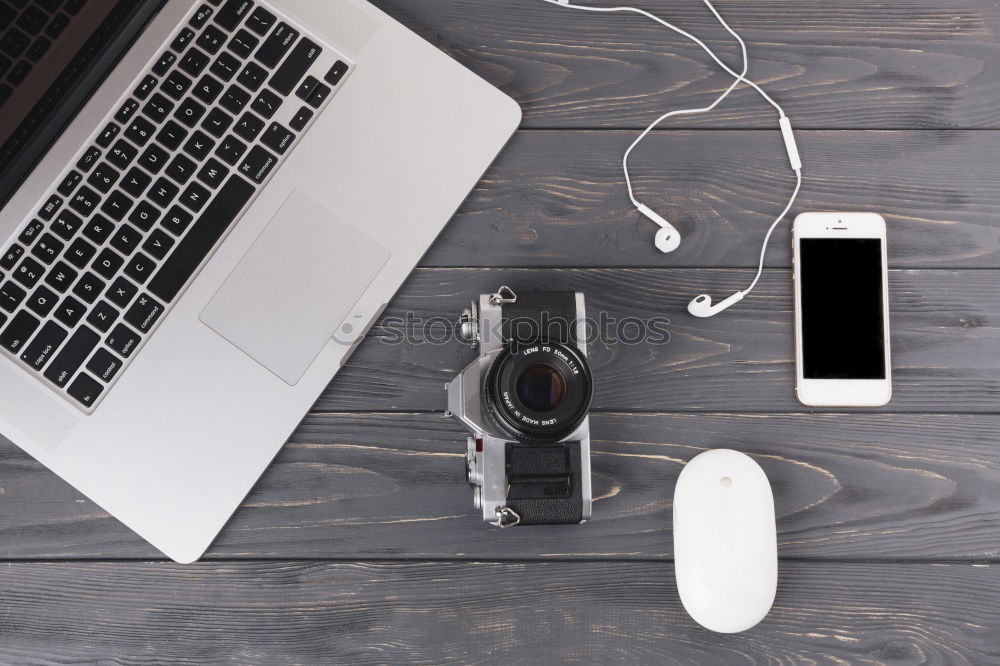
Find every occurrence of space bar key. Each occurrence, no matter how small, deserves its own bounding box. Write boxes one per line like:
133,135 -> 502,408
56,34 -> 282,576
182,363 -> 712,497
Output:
148,175 -> 255,303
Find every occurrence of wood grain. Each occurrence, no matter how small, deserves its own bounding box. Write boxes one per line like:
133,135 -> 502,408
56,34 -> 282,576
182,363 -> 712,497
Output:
2,413 -> 999,560
423,130 -> 1000,269
311,268 -> 1000,413
371,0 -> 1000,129
0,561 -> 997,664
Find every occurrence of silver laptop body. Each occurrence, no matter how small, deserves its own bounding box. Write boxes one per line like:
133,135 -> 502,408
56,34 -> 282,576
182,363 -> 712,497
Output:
0,0 -> 520,562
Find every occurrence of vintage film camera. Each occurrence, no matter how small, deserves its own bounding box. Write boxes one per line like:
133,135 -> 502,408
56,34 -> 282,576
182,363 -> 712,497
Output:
446,287 -> 594,527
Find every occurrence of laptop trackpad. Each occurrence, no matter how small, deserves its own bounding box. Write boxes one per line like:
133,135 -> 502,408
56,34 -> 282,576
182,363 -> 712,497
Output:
200,190 -> 390,385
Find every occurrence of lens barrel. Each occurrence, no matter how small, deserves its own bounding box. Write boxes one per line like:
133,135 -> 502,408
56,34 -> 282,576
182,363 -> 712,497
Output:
484,341 -> 593,442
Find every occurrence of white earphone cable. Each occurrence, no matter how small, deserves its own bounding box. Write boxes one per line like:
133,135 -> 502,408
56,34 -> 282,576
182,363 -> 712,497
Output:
539,0 -> 802,300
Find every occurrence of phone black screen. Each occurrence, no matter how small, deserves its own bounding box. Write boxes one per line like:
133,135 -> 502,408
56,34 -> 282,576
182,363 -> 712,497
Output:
799,238 -> 886,379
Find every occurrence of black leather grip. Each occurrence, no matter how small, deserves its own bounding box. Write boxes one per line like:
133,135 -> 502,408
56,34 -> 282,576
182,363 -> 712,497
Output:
501,291 -> 578,345
504,441 -> 584,524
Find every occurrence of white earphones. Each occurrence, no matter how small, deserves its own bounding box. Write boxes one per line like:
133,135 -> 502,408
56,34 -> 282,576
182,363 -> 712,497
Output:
540,0 -> 804,318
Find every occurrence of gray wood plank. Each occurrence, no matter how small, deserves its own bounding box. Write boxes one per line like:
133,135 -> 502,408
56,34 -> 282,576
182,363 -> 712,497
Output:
424,130 -> 1000,269
372,0 -> 1000,129
3,413 -> 999,559
312,268 -> 999,413
0,561 -> 996,664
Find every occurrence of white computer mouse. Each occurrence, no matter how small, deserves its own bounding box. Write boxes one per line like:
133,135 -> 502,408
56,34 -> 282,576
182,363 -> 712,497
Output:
673,449 -> 777,633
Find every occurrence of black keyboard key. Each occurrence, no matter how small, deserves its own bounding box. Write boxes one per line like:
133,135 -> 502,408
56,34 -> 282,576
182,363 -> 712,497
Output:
87,162 -> 120,194
287,106 -> 312,133
175,97 -> 206,128
324,60 -> 349,86
214,0 -> 252,31
210,51 -> 240,81
201,107 -> 233,137
179,182 -> 211,212
0,28 -> 30,59
92,248 -> 124,280
161,205 -> 193,236
57,170 -> 82,197
197,157 -> 227,189
64,237 -> 96,269
26,289 -> 57,323
0,311 -> 6,330
124,116 -> 155,146
0,310 -> 39,353
67,373 -> 103,408
86,301 -> 118,332
133,74 -> 158,100
238,145 -> 277,184
110,224 -> 142,256
0,280 -> 26,312
31,233 -> 63,263
152,51 -> 176,76
124,293 -> 163,333
17,6 -> 47,33
7,60 -> 31,85
76,146 -> 101,173
142,229 -> 175,260
142,92 -> 174,124
178,47 -> 209,77
45,13 -> 69,39
214,134 -> 247,165
18,219 -> 44,246
149,174 -> 253,302
21,320 -> 66,369
250,87 -> 281,119
106,323 -> 140,358
95,122 -> 120,148
82,215 -> 114,245
13,256 -> 44,288
64,0 -> 87,15
294,75 -> 318,102
44,260 -> 77,293
0,83 -> 10,107
124,253 -> 156,285
128,200 -> 161,231
261,122 -> 295,155
237,60 -> 266,91
0,4 -> 12,28
156,119 -> 188,151
191,3 -> 214,29
255,22 -> 297,68
193,73 -> 224,104
171,27 -> 195,53
53,295 -> 86,328
162,69 -> 192,100
107,276 -> 137,308
87,348 -> 122,382
220,84 -> 250,114
165,153 -> 197,184
139,144 -> 170,174
38,194 -> 62,221
107,139 -> 138,169
245,6 -> 274,36
227,29 -> 257,59
196,24 -> 226,54
120,167 -> 152,197
270,37 -> 320,95
232,111 -> 263,141
44,325 -> 98,387
26,36 -> 51,62
114,98 -> 140,124
69,186 -> 100,216
2,243 -> 23,269
306,82 -> 331,108
182,129 -> 214,160
148,177 -> 180,208
100,190 -> 132,221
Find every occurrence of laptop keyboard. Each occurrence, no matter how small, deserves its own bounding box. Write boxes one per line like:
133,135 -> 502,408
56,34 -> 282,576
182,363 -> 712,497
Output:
0,0 -> 88,106
0,0 -> 353,411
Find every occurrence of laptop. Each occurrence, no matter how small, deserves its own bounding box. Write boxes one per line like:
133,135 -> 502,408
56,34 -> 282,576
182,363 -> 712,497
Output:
0,0 -> 520,562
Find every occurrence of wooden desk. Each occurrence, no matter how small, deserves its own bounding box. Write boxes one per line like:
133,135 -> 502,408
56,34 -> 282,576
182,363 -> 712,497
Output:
1,1 -> 998,662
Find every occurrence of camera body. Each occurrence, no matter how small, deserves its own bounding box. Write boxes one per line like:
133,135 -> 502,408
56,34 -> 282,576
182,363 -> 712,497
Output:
446,288 -> 594,527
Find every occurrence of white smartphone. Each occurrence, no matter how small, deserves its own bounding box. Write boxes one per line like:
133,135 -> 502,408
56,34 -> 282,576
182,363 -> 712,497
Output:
793,212 -> 892,407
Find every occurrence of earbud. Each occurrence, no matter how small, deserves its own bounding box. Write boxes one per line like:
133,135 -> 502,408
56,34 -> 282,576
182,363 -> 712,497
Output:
637,203 -> 681,253
687,291 -> 746,318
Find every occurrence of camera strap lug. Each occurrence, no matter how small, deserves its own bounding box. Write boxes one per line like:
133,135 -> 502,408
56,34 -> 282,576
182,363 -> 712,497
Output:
494,506 -> 521,528
489,285 -> 517,306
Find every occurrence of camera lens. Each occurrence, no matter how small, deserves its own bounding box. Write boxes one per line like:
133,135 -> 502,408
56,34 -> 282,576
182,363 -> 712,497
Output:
484,342 -> 593,442
516,363 -> 568,412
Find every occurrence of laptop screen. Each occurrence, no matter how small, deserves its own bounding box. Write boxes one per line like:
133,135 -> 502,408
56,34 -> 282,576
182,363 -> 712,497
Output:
0,0 -> 166,208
